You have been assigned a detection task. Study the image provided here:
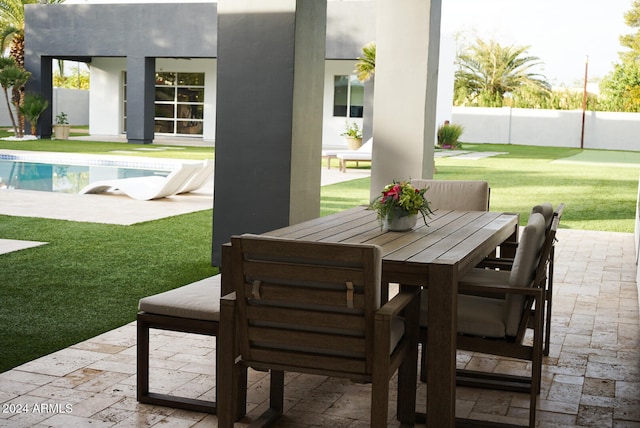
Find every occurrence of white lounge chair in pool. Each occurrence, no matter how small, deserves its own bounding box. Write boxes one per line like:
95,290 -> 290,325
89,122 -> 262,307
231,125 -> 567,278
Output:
178,159 -> 214,194
79,162 -> 202,201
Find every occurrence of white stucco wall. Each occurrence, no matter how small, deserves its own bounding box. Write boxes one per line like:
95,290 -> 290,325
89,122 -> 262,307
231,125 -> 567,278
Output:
323,60 -> 363,148
453,106 -> 640,151
52,88 -> 89,126
89,57 -> 125,136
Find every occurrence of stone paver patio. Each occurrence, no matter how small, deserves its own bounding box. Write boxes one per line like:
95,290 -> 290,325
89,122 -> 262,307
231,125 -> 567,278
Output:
0,228 -> 638,427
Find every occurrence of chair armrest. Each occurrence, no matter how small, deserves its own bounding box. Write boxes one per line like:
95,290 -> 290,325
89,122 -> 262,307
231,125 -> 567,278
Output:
476,258 -> 514,270
459,283 -> 543,300
377,288 -> 420,319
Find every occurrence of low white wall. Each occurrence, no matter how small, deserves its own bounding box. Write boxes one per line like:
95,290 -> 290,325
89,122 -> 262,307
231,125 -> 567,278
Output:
53,88 -> 89,126
0,87 -> 89,128
452,106 -> 640,151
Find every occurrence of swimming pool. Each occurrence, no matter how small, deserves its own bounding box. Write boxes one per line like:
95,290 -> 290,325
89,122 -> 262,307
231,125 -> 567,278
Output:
0,151 -> 185,194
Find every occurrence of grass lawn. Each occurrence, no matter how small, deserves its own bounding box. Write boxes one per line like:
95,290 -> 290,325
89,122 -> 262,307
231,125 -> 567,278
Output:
1,139 -> 638,372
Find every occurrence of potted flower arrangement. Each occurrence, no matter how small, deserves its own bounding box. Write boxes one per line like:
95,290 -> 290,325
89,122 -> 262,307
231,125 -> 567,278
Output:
53,112 -> 71,140
369,180 -> 433,231
341,120 -> 363,150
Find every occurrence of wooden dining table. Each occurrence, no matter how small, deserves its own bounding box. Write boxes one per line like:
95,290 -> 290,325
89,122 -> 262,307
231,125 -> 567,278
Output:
220,205 -> 519,427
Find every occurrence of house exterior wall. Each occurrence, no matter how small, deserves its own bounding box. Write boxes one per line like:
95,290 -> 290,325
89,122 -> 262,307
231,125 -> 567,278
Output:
22,1 -> 452,146
24,2 -> 217,138
87,57 -> 217,140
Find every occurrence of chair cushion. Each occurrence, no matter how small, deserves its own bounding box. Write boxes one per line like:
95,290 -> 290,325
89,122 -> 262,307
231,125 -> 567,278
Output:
504,213 -> 546,336
509,213 -> 546,287
420,293 -> 507,338
457,295 -> 507,338
532,203 -> 553,229
138,275 -> 221,321
410,179 -> 489,211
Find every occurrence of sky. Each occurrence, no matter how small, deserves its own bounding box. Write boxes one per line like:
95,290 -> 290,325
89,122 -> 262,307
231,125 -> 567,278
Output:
63,0 -> 633,87
441,0 -> 634,87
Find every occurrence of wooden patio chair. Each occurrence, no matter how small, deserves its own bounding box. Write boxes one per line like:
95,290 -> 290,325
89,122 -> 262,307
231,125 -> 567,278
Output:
217,234 -> 420,428
474,203 -> 564,356
419,212 -> 552,428
136,276 -> 221,413
410,178 -> 517,259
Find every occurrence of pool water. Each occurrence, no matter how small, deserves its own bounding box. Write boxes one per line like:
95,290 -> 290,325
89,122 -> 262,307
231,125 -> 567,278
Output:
0,153 -> 178,194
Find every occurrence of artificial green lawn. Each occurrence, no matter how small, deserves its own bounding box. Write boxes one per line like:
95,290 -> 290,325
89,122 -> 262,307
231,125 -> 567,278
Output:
1,140 -> 638,372
0,211 -> 217,373
0,135 -> 214,161
324,143 -> 639,232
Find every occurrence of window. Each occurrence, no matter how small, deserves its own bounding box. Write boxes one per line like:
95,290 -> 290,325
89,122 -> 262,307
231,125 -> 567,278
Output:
333,75 -> 364,118
123,72 -> 205,136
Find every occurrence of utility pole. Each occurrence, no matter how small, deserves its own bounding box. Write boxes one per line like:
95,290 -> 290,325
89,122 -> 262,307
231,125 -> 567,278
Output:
580,55 -> 589,149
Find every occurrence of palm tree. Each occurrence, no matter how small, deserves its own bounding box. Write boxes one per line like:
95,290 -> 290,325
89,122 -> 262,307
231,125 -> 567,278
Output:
0,0 -> 65,65
0,56 -> 30,137
354,41 -> 376,82
0,0 -> 63,133
454,39 -> 551,107
20,92 -> 48,136
0,0 -> 33,68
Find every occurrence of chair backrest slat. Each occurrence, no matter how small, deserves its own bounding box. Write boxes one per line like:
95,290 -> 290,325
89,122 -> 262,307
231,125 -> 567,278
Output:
242,282 -> 367,312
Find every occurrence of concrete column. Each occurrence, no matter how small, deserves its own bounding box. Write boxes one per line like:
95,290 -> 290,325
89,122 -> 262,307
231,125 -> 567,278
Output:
125,56 -> 155,144
212,0 -> 327,266
370,0 -> 441,199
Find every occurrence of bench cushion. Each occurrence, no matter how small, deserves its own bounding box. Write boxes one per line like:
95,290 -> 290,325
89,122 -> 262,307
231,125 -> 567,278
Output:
138,275 -> 221,321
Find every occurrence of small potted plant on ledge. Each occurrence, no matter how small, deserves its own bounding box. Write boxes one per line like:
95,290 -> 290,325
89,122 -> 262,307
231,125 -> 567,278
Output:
53,112 -> 70,140
369,180 -> 433,231
341,120 -> 363,150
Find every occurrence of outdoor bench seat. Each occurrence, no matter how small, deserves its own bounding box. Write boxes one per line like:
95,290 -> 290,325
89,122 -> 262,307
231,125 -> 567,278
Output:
137,275 -> 221,414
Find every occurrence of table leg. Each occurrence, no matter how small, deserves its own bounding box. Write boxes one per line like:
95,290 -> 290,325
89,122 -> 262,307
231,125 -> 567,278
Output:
426,263 -> 458,427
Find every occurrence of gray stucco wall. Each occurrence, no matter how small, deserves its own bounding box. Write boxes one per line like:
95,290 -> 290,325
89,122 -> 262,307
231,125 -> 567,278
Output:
25,2 -> 375,63
24,3 -> 218,59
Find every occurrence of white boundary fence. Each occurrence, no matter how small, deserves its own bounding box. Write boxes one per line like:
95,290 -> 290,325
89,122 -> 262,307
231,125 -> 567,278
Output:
452,106 -> 640,152
0,88 -> 89,129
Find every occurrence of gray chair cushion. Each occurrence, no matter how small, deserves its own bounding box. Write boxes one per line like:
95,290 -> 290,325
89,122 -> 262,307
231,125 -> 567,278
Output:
419,292 -> 506,338
532,203 -> 553,229
138,275 -> 221,321
457,295 -> 507,338
410,179 -> 489,212
509,213 -> 546,288
504,213 -> 546,336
